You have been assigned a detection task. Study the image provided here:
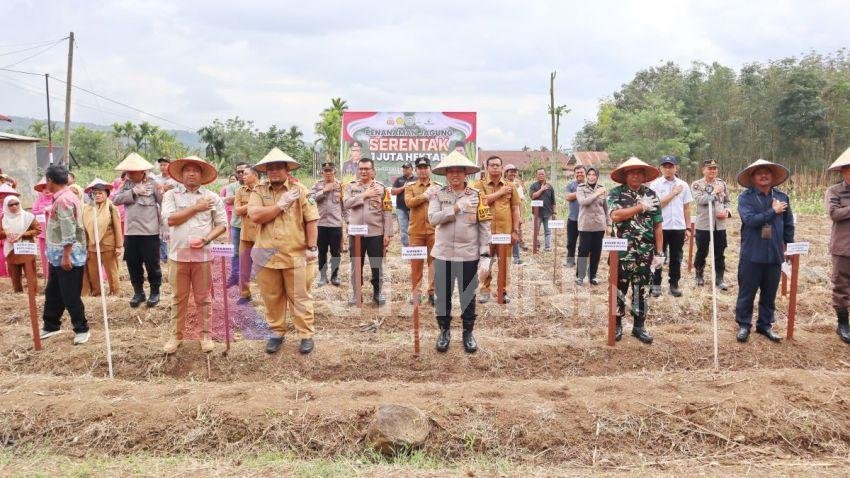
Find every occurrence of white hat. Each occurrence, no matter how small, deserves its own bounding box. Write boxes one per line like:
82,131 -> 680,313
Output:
736,159 -> 789,188
114,152 -> 154,172
432,151 -> 481,175
254,147 -> 301,172
828,147 -> 850,172
610,157 -> 660,184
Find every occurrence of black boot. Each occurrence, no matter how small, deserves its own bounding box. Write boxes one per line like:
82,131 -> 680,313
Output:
462,323 -> 477,353
330,271 -> 340,286
317,273 -> 328,287
695,268 -> 705,286
615,317 -> 623,342
669,282 -> 683,297
436,326 -> 450,353
147,286 -> 160,307
716,271 -> 729,291
632,319 -> 653,344
837,309 -> 850,344
130,290 -> 146,308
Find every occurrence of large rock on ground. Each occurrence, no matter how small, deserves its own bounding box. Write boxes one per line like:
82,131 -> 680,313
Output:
367,404 -> 431,454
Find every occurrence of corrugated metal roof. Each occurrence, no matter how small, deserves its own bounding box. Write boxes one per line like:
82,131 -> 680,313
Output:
478,149 -> 571,170
0,131 -> 40,142
570,151 -> 611,169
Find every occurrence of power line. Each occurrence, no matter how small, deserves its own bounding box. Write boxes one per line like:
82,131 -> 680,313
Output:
0,38 -> 68,57
0,67 -> 195,130
0,37 -> 68,48
0,38 -> 67,69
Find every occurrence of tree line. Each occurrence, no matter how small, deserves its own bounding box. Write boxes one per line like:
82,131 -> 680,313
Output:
572,50 -> 850,176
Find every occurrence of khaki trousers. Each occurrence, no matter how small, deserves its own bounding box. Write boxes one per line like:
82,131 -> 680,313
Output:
168,260 -> 211,339
239,239 -> 254,299
256,263 -> 317,339
82,250 -> 120,296
409,234 -> 435,295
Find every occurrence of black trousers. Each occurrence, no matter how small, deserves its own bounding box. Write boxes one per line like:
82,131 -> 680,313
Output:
576,230 -> 604,280
42,265 -> 88,333
616,265 -> 648,327
735,259 -> 781,330
124,235 -> 162,292
652,229 -> 686,287
566,219 -> 579,258
434,258 -> 478,330
693,229 -> 727,274
318,226 -> 342,279
349,235 -> 384,295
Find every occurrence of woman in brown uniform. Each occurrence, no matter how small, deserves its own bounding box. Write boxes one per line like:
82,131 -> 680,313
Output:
82,178 -> 124,296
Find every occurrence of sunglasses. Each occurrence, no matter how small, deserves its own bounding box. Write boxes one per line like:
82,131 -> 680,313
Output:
8,202 -> 20,207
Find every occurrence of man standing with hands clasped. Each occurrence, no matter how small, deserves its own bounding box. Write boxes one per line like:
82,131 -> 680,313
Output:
248,148 -> 320,355
691,159 -> 732,290
311,162 -> 344,287
648,155 -> 692,298
733,159 -> 794,343
404,156 -> 440,305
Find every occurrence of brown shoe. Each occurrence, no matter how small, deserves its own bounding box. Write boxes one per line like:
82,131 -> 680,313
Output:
163,337 -> 182,354
200,337 -> 216,353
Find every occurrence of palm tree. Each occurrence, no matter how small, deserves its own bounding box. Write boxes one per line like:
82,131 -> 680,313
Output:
28,120 -> 46,140
315,98 -> 348,161
197,125 -> 225,167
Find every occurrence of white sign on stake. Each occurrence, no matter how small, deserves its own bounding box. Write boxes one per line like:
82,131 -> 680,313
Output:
785,242 -> 810,255
348,224 -> 368,236
13,242 -> 37,255
209,243 -> 234,257
530,200 -> 544,208
401,246 -> 428,260
548,219 -> 566,229
491,234 -> 512,245
35,214 -> 46,223
602,238 -> 628,252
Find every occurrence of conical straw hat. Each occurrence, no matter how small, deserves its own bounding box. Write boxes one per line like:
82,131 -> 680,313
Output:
610,157 -> 660,184
168,156 -> 218,185
828,147 -> 850,172
432,150 -> 480,175
84,177 -> 112,194
254,147 -> 301,172
736,159 -> 789,188
0,183 -> 20,198
33,176 -> 47,193
114,152 -> 154,172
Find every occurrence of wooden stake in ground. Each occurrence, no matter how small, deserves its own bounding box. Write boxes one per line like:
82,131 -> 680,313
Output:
354,235 -> 363,307
402,246 -> 427,356
15,243 -> 41,351
706,189 -> 719,371
784,242 -> 809,340
549,219 -> 566,284
220,256 -> 231,354
497,244 -> 508,305
91,210 -> 114,378
602,238 -> 627,346
532,204 -> 540,255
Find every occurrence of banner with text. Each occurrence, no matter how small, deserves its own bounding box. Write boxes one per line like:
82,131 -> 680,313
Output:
340,112 -> 477,185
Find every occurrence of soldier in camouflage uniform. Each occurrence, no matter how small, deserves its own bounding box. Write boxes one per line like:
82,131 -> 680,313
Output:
607,157 -> 664,344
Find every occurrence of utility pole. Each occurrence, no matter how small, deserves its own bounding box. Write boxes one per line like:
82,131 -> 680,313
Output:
62,31 -> 74,166
45,73 -> 53,164
549,71 -> 570,194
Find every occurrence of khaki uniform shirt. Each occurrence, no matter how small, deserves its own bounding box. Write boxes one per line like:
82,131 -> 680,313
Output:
691,177 -> 732,231
472,177 -> 519,234
234,183 -> 259,242
342,180 -> 393,238
428,185 -> 491,262
404,177 -> 441,237
311,179 -> 344,228
827,180 -> 850,257
248,179 -> 320,269
161,185 -> 227,262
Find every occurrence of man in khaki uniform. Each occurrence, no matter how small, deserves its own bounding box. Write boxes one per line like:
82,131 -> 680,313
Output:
473,155 -> 520,303
310,162 -> 344,287
428,151 -> 491,353
827,149 -> 850,344
404,156 -> 440,305
343,157 -> 393,306
161,156 -> 227,354
233,165 -> 261,304
248,148 -> 319,355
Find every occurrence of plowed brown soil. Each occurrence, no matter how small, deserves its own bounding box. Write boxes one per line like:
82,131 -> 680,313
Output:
1,214 -> 849,476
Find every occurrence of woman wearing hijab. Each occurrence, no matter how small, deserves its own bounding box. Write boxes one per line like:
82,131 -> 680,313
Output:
575,167 -> 609,285
82,178 -> 124,296
1,195 -> 41,292
0,183 -> 22,278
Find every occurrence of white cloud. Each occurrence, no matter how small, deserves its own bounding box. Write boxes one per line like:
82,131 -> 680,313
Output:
2,0 -> 848,150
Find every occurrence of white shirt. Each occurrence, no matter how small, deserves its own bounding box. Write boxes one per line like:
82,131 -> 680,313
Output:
649,176 -> 693,230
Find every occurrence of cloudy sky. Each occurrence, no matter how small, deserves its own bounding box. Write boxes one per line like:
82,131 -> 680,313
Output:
1,0 -> 847,150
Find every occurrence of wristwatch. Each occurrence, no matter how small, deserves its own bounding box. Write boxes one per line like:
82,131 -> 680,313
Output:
203,238 -> 211,246
480,253 -> 490,258
307,246 -> 318,252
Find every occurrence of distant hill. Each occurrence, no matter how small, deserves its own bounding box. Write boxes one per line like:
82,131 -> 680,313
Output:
0,115 -> 202,150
